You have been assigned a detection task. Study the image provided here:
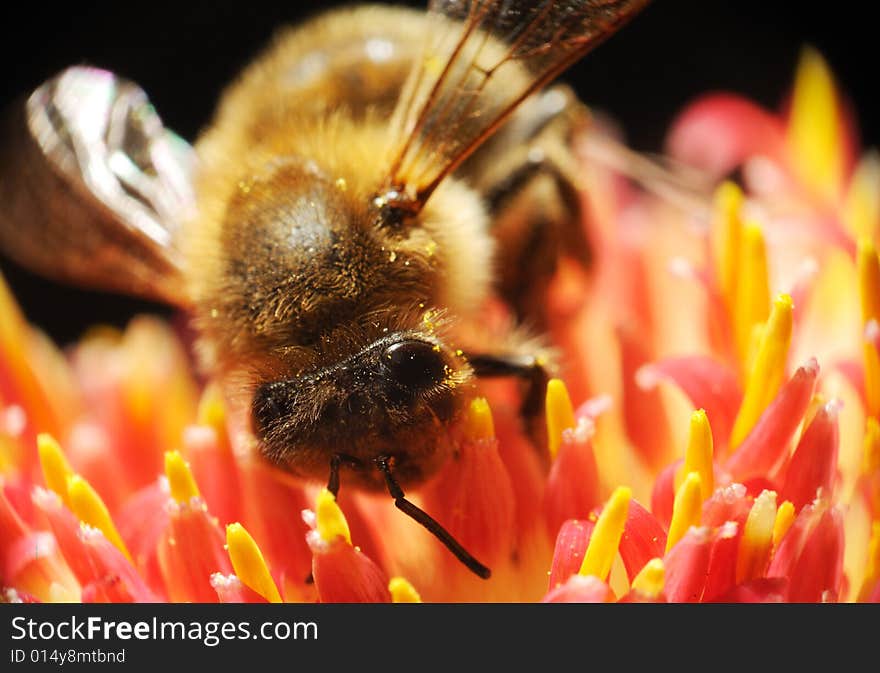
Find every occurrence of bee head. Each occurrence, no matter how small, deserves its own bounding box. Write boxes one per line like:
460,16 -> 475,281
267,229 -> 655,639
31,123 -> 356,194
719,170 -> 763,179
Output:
250,331 -> 472,489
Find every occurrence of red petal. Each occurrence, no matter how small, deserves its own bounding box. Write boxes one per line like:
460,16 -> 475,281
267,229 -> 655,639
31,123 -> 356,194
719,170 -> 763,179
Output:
157,499 -> 232,603
541,574 -> 612,603
494,404 -> 548,540
237,460 -> 313,596
834,360 -> 865,406
115,480 -> 170,596
547,519 -> 594,591
77,526 -> 160,602
32,488 -> 96,584
1,484 -> 31,564
664,526 -> 712,603
311,539 -> 390,603
619,499 -> 667,583
863,577 -> 880,603
421,434 -> 516,568
185,425 -> 242,527
702,483 -> 752,528
768,499 -> 823,579
543,428 -> 601,538
666,93 -> 786,178
786,506 -> 844,602
3,468 -> 37,527
32,487 -> 159,601
0,490 -> 78,602
712,577 -> 789,603
725,359 -> 819,483
779,402 -> 840,511
702,521 -> 741,602
619,323 -> 675,470
637,357 -> 742,452
650,461 -> 679,530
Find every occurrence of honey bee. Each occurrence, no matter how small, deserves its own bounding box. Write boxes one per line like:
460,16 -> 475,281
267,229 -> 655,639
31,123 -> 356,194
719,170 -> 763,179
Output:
0,0 -> 650,578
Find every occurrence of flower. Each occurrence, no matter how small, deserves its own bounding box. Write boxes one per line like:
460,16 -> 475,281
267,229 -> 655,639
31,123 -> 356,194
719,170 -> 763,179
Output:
2,49 -> 879,603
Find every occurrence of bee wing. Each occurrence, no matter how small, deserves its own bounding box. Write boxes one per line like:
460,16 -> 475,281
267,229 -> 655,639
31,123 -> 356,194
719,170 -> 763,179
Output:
580,130 -> 716,216
383,0 -> 650,205
0,67 -> 195,306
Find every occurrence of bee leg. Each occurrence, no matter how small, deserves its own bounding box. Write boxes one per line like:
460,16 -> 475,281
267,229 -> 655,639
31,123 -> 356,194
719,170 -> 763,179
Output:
374,455 -> 491,580
489,154 -> 591,329
468,353 -> 549,419
464,86 -> 592,328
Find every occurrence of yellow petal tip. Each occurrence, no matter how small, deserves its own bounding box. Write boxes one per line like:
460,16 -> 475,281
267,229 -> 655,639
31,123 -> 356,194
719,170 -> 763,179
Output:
226,522 -> 282,603
464,397 -> 495,441
788,46 -> 845,201
37,433 -> 74,506
711,181 -> 745,310
857,238 -> 880,324
737,489 -> 777,583
864,417 -> 880,475
731,293 -> 794,448
666,472 -> 703,553
315,488 -> 352,545
772,500 -> 796,548
684,409 -> 715,501
389,576 -> 422,603
546,378 -> 576,459
631,558 -> 665,599
578,486 -> 631,581
164,450 -> 201,504
66,473 -> 131,561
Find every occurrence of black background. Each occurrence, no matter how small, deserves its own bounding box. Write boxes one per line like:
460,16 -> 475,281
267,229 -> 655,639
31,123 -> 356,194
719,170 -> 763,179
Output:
1,0 -> 877,346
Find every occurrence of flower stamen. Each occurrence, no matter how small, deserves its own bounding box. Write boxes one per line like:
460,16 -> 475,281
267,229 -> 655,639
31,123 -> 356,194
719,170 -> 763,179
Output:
631,558 -> 664,599
864,417 -> 880,475
736,489 -> 777,583
315,488 -> 351,545
679,409 -> 714,501
734,223 -> 771,366
225,522 -> 282,603
730,294 -> 794,448
666,472 -> 702,553
773,500 -> 796,549
578,486 -> 631,581
786,47 -> 845,202
858,239 -> 880,325
37,433 -> 74,508
66,474 -> 131,562
858,242 -> 880,417
389,576 -> 422,603
845,153 -> 880,242
858,522 -> 880,601
711,181 -> 744,313
464,397 -> 495,441
164,450 -> 201,504
546,378 -> 576,460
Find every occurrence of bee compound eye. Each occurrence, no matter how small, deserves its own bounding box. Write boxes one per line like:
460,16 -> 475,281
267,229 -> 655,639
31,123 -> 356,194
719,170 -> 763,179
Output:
383,340 -> 449,390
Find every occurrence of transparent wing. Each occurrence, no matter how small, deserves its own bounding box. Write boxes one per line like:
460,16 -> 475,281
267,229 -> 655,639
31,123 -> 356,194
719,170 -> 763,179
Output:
580,130 -> 716,216
0,66 -> 195,306
383,0 -> 650,206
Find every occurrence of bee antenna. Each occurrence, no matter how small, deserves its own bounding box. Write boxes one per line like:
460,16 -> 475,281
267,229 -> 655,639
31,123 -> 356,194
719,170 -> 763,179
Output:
374,455 -> 491,580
